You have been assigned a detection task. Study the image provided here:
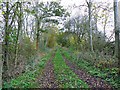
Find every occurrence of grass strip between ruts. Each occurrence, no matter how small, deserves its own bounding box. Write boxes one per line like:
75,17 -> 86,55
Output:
53,49 -> 89,88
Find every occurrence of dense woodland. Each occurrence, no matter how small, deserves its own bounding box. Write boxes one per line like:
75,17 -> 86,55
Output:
0,0 -> 120,89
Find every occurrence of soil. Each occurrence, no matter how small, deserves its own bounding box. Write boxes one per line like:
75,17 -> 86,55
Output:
62,54 -> 113,90
37,51 -> 113,89
38,53 -> 59,88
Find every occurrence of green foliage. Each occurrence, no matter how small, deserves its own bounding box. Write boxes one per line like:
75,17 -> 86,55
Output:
3,52 -> 52,88
92,32 -> 106,52
24,9 -> 35,15
18,37 -> 36,59
47,35 -> 56,48
46,26 -> 58,48
57,32 -> 72,47
53,49 -> 89,88
1,1 -> 118,89
77,51 -> 118,69
61,48 -> 119,88
25,1 -> 68,22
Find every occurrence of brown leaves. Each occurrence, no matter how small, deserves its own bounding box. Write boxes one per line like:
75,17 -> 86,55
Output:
38,54 -> 58,88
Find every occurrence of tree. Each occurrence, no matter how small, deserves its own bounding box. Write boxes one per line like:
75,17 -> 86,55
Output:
114,0 -> 120,75
2,2 -> 24,69
14,2 -> 23,67
25,1 -> 67,50
86,0 -> 93,52
3,2 -> 9,70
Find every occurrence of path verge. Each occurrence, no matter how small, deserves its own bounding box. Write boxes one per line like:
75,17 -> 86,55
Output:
62,54 -> 112,89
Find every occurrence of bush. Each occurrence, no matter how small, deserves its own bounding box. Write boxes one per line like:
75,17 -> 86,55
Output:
18,37 -> 36,60
77,51 -> 118,69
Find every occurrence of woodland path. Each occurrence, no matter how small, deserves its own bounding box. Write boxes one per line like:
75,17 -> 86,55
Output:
38,53 -> 59,88
62,53 -> 112,89
37,50 -> 113,89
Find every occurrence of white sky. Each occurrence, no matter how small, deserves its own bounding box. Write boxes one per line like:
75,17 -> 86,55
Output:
40,0 -> 119,39
1,0 -> 120,40
60,0 -> 120,40
60,0 -> 113,38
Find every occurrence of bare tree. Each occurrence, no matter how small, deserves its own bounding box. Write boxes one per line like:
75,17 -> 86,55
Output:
114,0 -> 120,75
86,0 -> 93,51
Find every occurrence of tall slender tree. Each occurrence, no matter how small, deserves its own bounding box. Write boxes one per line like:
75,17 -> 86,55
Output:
14,2 -> 22,67
3,2 -> 9,70
114,0 -> 120,75
86,0 -> 93,51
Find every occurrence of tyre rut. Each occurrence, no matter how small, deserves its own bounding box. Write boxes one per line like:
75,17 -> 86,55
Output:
62,54 -> 113,89
38,53 -> 58,88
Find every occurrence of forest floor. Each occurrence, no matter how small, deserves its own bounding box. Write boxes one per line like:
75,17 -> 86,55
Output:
36,49 -> 113,89
3,48 -> 116,89
38,53 -> 59,88
62,54 -> 112,89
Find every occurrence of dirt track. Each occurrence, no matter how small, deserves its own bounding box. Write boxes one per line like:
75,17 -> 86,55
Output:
38,53 -> 59,88
37,51 -> 113,89
62,54 -> 113,89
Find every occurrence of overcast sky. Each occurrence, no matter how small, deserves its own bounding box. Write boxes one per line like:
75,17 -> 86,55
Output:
40,0 -> 118,39
60,0 -> 114,39
1,0 -> 120,40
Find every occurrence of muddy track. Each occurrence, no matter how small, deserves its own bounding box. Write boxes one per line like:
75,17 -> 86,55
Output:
38,53 -> 58,88
62,54 -> 113,89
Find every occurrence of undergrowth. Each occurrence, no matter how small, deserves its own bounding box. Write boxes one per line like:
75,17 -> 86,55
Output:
61,48 -> 120,88
3,52 -> 52,88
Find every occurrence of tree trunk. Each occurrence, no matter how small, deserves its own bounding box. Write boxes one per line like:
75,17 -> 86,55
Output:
3,2 -> 9,71
0,43 -> 2,89
114,0 -> 120,75
36,18 -> 40,50
103,15 -> 108,41
14,2 -> 22,67
88,0 -> 93,51
94,16 -> 98,33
